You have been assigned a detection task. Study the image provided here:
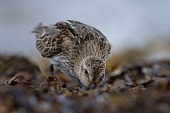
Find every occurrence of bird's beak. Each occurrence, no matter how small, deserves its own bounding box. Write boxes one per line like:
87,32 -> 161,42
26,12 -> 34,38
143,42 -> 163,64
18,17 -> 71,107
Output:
89,83 -> 96,89
78,79 -> 84,87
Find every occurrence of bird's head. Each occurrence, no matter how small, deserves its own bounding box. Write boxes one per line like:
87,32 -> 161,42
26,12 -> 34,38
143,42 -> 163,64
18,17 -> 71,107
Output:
76,56 -> 106,89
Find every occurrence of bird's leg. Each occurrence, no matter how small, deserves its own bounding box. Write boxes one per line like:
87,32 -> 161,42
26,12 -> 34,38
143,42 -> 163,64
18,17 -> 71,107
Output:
49,64 -> 61,89
50,64 -> 54,76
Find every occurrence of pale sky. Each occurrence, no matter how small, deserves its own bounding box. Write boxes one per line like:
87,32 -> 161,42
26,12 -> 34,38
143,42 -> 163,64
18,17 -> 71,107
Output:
0,0 -> 170,55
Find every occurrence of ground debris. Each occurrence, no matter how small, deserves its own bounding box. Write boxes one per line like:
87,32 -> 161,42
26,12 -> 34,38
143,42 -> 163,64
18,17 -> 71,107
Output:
0,55 -> 170,113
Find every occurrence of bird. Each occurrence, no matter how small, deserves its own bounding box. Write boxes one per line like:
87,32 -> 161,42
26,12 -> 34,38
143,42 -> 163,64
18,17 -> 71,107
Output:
32,20 -> 111,89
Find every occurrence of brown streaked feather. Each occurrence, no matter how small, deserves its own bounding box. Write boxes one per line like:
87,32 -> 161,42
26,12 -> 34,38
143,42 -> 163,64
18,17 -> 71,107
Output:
32,20 -> 111,58
73,37 -> 111,62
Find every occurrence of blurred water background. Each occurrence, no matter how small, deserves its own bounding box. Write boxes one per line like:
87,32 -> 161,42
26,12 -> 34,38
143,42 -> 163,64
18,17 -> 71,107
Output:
0,0 -> 170,58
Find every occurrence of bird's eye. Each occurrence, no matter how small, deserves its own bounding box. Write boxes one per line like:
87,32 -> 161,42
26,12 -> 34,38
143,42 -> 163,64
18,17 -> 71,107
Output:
85,69 -> 88,76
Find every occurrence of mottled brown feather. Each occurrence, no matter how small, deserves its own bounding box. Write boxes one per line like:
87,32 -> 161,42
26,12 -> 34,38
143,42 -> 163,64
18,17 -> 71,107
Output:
32,20 -> 111,58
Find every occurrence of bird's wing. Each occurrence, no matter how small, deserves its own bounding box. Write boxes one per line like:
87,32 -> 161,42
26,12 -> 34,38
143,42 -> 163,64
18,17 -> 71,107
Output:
32,20 -> 111,58
32,22 -> 76,57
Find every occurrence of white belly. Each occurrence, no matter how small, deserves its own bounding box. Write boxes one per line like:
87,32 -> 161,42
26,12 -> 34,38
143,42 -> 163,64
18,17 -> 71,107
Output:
49,56 -> 76,78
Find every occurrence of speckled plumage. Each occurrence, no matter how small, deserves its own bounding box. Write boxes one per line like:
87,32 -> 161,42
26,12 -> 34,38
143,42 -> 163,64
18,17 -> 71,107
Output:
33,20 -> 111,88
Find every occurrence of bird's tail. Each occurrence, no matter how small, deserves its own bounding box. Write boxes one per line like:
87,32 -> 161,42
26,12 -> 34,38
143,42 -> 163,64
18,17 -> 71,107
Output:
32,23 -> 47,38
